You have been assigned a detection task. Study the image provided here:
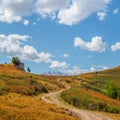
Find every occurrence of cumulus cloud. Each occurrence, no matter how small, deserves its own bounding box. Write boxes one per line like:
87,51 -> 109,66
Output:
33,0 -> 68,19
90,65 -> 109,72
49,60 -> 68,69
0,0 -> 111,25
90,66 -> 96,72
97,12 -> 107,21
0,34 -> 52,63
74,36 -> 106,53
62,66 -> 88,75
111,42 -> 120,51
113,8 -> 119,14
23,19 -> 29,26
63,53 -> 69,58
0,0 -> 32,23
59,65 -> 109,75
58,0 -> 111,25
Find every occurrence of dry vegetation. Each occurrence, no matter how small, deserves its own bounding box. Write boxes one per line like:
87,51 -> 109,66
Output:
0,64 -> 75,120
0,93 -> 76,120
60,66 -> 120,118
0,64 -> 65,96
0,64 -> 120,120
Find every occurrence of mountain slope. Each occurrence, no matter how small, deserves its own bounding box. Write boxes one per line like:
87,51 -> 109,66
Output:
0,64 -> 120,120
0,64 -> 75,120
60,66 -> 120,117
79,66 -> 120,91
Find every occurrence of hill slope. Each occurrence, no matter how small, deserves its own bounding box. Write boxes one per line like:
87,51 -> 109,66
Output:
79,66 -> 120,93
60,66 -> 120,116
0,64 -> 75,120
0,64 -> 120,120
0,64 -> 67,95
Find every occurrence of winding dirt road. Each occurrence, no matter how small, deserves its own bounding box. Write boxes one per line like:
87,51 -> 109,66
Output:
41,78 -> 113,120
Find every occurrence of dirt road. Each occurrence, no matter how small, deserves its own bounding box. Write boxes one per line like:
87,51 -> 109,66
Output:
41,78 -> 113,120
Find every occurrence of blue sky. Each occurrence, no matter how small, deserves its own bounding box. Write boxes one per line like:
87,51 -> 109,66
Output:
0,0 -> 120,75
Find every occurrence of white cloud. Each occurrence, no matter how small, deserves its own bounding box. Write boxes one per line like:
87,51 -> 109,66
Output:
0,0 -> 32,23
0,34 -> 52,63
90,66 -> 96,72
90,65 -> 109,72
34,0 -> 68,19
60,65 -> 109,75
111,42 -> 120,51
49,60 -> 68,69
58,0 -> 111,25
0,0 -> 111,25
97,12 -> 107,21
102,65 -> 109,70
62,66 -> 88,75
63,53 -> 69,58
23,19 -> 29,26
74,36 -> 106,53
113,8 -> 119,14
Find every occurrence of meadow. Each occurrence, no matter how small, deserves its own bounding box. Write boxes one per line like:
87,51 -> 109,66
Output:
0,64 -> 75,120
0,64 -> 120,120
60,67 -> 120,114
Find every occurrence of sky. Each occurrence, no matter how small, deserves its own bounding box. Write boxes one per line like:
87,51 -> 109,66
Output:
0,0 -> 120,75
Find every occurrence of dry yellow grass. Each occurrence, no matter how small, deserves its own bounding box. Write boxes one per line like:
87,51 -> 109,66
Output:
60,67 -> 120,119
0,64 -> 64,95
0,93 -> 76,120
1,64 -> 120,119
0,64 -> 76,120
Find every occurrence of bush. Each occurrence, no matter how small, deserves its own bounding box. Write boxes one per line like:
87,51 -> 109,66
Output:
61,86 -> 120,113
105,81 -> 118,99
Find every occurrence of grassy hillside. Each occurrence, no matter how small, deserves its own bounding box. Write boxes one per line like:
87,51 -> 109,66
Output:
61,66 -> 120,114
0,64 -> 75,120
0,64 -> 66,95
80,66 -> 120,93
1,64 -> 120,119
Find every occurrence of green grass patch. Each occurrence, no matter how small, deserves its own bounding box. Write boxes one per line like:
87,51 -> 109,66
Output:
61,86 -> 120,113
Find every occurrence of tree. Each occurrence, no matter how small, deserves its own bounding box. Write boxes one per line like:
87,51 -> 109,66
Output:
12,57 -> 20,65
27,67 -> 31,73
105,81 -> 118,99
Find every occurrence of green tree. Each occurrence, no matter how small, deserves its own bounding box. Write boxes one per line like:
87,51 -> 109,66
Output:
12,57 -> 20,65
105,81 -> 118,99
27,67 -> 31,73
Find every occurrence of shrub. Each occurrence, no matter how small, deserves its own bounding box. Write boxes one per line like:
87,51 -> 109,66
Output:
105,81 -> 118,99
61,86 -> 120,113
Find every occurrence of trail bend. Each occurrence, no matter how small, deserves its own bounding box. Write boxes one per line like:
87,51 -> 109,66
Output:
41,78 -> 113,120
